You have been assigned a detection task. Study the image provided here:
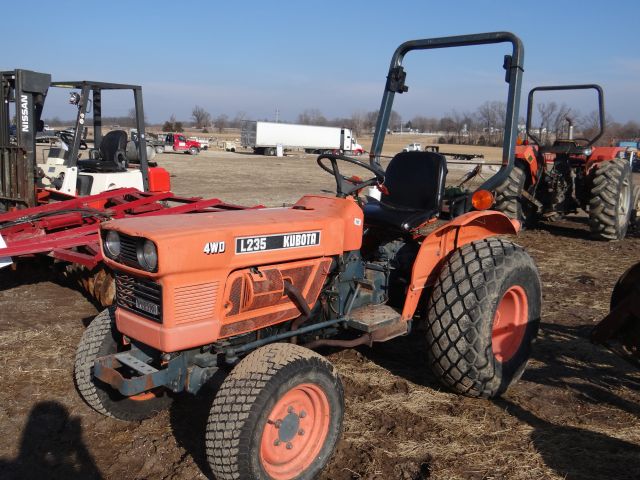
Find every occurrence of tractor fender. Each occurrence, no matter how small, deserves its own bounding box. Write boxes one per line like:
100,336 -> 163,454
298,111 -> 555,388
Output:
400,211 -> 519,321
515,144 -> 539,182
584,147 -> 626,173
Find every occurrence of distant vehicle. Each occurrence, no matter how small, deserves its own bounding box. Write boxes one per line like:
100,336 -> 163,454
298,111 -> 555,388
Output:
402,143 -> 422,152
617,141 -> 639,172
218,140 -> 236,152
157,133 -> 201,155
241,121 -> 364,156
188,136 -> 210,150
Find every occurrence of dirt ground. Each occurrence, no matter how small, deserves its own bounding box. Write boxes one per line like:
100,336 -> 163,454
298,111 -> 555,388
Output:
0,142 -> 639,480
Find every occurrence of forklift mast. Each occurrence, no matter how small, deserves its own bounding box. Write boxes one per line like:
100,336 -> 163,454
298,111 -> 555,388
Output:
0,69 -> 51,209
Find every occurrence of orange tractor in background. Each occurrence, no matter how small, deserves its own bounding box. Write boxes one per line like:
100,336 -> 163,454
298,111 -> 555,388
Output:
495,84 -> 638,240
74,32 -> 542,479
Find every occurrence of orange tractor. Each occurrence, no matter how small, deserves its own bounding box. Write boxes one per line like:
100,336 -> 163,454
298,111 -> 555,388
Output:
74,32 -> 542,479
495,84 -> 638,240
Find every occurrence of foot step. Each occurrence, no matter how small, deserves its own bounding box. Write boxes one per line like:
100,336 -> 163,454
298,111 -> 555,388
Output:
346,304 -> 401,332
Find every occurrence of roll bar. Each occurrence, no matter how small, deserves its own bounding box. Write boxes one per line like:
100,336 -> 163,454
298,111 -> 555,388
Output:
526,84 -> 605,147
369,31 -> 524,192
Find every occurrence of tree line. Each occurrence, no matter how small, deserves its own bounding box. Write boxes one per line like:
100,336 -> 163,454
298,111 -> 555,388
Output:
178,102 -> 639,146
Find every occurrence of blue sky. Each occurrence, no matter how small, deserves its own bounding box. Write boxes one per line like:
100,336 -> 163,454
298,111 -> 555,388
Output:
4,0 -> 639,123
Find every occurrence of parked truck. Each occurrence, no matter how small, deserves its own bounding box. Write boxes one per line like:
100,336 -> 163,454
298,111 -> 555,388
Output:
241,120 -> 364,156
156,133 -> 201,155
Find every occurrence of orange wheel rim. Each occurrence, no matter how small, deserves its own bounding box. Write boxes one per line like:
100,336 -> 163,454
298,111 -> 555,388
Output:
260,383 -> 330,480
492,285 -> 528,363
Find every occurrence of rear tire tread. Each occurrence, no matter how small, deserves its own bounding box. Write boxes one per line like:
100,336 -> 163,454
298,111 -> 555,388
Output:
425,238 -> 541,398
589,158 -> 632,240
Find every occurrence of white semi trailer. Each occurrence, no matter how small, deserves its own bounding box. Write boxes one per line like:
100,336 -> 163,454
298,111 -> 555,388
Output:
241,121 -> 364,156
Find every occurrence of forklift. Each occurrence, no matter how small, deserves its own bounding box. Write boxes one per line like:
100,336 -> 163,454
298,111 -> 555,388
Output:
0,69 -> 167,211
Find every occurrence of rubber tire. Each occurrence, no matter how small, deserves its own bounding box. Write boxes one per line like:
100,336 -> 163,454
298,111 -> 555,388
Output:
189,146 -> 199,155
589,158 -> 633,240
425,238 -> 541,398
494,162 -> 527,222
74,308 -> 173,420
155,145 -> 164,154
206,343 -> 344,480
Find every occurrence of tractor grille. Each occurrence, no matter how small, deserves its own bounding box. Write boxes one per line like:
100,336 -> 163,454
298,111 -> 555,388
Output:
174,282 -> 219,324
115,272 -> 162,323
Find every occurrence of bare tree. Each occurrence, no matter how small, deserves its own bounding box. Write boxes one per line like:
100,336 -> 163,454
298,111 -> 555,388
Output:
476,101 -> 497,144
214,114 -> 228,133
231,111 -> 247,129
349,111 -> 365,137
536,101 -> 558,145
363,111 -> 378,133
192,105 -> 211,129
297,109 -> 327,125
388,110 -> 401,132
551,103 -> 574,140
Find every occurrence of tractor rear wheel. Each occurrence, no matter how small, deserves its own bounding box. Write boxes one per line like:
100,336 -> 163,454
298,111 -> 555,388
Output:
74,308 -> 172,420
589,158 -> 633,240
494,161 -> 532,224
425,238 -> 541,398
206,343 -> 343,480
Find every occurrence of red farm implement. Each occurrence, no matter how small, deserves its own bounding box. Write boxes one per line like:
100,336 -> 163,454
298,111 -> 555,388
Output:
0,188 -> 256,305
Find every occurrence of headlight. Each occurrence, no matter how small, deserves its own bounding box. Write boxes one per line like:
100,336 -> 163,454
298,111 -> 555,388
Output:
104,230 -> 121,258
137,239 -> 158,271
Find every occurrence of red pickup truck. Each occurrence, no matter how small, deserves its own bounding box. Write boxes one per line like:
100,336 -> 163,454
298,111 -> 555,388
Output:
157,133 -> 201,155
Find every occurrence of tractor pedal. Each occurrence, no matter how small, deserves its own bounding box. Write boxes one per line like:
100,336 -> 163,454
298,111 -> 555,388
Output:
114,352 -> 158,375
346,304 -> 401,332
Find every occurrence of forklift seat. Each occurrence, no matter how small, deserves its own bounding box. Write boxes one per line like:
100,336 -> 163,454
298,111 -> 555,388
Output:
363,151 -> 447,232
78,130 -> 128,173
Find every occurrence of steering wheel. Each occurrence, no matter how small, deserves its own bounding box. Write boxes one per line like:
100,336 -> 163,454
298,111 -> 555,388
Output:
317,153 -> 385,198
58,131 -> 88,150
58,131 -> 74,146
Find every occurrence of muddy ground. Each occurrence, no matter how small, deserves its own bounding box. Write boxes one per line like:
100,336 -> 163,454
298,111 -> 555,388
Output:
0,142 -> 639,480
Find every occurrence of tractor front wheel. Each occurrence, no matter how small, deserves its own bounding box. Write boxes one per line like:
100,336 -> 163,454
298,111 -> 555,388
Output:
206,343 -> 343,480
74,308 -> 172,420
425,239 -> 541,398
589,158 -> 633,240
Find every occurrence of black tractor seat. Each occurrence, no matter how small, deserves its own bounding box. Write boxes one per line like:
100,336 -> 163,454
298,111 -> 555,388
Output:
77,130 -> 128,173
543,140 -> 592,156
364,151 -> 447,232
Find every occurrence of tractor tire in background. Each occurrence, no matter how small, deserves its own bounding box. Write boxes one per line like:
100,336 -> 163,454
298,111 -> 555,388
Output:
493,161 -> 530,224
74,308 -> 173,420
589,158 -> 633,240
425,238 -> 541,398
206,343 -> 343,480
64,264 -> 115,307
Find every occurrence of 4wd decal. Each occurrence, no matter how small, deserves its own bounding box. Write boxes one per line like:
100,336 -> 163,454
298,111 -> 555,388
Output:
203,241 -> 226,254
236,231 -> 321,254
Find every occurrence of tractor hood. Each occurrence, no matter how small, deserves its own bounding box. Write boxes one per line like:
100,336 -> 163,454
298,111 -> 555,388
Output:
101,195 -> 364,276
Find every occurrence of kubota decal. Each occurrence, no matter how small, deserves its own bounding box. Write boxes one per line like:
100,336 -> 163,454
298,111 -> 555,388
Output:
235,231 -> 321,254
